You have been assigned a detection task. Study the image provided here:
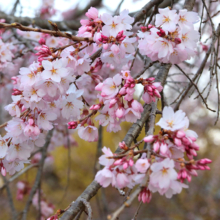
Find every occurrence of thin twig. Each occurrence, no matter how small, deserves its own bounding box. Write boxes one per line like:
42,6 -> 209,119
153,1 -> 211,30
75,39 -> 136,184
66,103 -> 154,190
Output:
0,163 -> 38,192
175,64 -> 215,112
2,175 -> 17,220
21,129 -> 54,220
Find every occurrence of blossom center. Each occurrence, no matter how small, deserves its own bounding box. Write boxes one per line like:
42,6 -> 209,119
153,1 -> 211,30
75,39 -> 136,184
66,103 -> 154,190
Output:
110,84 -> 116,90
109,53 -> 114,58
15,144 -> 21,151
167,120 -> 174,128
66,102 -> 74,108
51,68 -> 57,75
163,16 -> 171,23
179,16 -> 187,23
111,22 -> 117,29
88,127 -> 93,133
161,167 -> 168,175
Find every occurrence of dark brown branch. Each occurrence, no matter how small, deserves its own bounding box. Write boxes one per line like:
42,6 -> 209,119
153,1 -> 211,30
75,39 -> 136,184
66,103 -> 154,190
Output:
0,22 -> 93,42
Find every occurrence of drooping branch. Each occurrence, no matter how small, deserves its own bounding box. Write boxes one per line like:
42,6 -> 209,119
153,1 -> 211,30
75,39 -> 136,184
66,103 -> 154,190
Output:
174,23 -> 220,111
59,63 -> 171,220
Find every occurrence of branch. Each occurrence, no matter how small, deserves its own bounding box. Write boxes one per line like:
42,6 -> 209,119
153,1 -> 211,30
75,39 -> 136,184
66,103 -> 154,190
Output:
0,163 -> 38,192
132,0 -> 179,25
0,11 -> 80,31
21,129 -> 54,220
59,63 -> 171,220
175,64 -> 215,112
175,23 -> 220,111
2,175 -> 17,220
109,187 -> 141,220
0,22 -> 93,42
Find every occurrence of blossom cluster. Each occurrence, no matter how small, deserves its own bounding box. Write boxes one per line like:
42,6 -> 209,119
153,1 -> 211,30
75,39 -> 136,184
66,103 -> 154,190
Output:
138,7 -> 199,64
95,107 -> 211,201
0,8 -> 143,175
0,5 -> 202,181
68,71 -> 162,141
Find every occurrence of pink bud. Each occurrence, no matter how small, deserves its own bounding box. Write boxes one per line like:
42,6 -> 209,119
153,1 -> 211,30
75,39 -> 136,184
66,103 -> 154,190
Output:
1,167 -> 6,176
148,24 -> 154,29
129,159 -> 134,167
174,138 -> 182,146
160,143 -> 168,154
153,141 -> 160,152
119,87 -> 126,95
115,107 -> 125,118
182,137 -> 190,145
141,26 -> 148,32
109,98 -> 118,108
190,142 -> 199,151
39,38 -> 45,45
103,43 -> 109,50
95,83 -> 103,91
144,135 -> 154,143
176,130 -> 185,138
174,37 -> 181,44
123,162 -> 128,170
153,89 -> 161,98
28,118 -> 34,125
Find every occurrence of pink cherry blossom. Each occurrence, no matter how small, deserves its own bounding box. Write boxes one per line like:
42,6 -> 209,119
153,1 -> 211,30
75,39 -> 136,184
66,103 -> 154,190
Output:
78,125 -> 98,142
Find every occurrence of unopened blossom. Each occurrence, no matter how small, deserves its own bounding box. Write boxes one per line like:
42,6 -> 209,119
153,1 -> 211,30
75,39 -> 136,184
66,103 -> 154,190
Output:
138,187 -> 152,203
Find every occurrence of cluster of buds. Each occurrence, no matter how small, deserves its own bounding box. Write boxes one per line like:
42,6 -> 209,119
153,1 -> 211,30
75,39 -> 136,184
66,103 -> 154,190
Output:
68,121 -> 78,129
35,45 -> 52,64
138,187 -> 152,203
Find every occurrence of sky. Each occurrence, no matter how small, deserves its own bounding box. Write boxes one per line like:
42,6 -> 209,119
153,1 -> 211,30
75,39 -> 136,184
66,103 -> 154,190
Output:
0,0 -> 149,19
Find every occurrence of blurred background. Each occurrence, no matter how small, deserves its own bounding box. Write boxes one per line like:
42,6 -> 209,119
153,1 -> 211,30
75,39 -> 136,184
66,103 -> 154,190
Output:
0,0 -> 220,219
